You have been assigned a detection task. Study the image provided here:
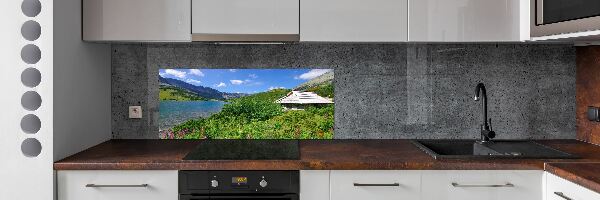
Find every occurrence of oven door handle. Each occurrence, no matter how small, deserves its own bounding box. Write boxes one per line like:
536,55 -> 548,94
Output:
180,194 -> 298,200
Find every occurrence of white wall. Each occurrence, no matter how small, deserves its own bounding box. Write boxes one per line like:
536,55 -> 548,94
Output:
0,0 -> 54,199
53,0 -> 111,161
0,0 -> 110,199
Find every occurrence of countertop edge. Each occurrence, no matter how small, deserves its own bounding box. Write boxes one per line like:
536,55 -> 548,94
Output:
545,162 -> 600,194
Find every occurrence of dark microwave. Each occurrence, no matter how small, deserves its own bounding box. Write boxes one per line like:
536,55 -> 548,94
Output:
532,0 -> 600,37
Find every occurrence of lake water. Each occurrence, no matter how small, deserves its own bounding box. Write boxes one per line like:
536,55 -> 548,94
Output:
159,101 -> 227,130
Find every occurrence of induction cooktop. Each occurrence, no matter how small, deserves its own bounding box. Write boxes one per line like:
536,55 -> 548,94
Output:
183,140 -> 300,160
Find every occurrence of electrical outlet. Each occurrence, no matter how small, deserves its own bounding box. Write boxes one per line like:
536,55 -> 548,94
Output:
129,106 -> 142,119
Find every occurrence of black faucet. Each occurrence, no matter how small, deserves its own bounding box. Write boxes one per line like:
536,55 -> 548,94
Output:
474,83 -> 495,142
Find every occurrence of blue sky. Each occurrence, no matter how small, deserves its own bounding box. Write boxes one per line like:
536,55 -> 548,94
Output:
159,69 -> 332,94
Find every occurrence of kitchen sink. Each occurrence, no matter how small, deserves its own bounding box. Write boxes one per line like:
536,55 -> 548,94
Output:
412,140 -> 578,160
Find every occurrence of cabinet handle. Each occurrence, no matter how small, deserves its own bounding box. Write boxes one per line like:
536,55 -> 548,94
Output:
353,183 -> 400,187
85,184 -> 149,188
553,192 -> 573,200
451,182 -> 514,188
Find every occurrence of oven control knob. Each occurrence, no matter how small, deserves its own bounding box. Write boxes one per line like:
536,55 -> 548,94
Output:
259,179 -> 268,188
211,180 -> 219,188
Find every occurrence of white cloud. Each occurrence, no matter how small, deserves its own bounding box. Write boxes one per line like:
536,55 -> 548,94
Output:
159,72 -> 166,77
186,79 -> 201,85
164,69 -> 187,79
268,86 -> 285,90
215,82 -> 226,88
249,74 -> 258,79
295,69 -> 332,80
230,80 -> 244,85
229,69 -> 238,72
189,69 -> 204,77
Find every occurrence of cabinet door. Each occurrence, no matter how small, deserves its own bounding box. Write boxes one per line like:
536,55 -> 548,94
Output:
192,0 -> 299,41
301,0 -> 408,42
545,172 -> 600,200
57,170 -> 178,200
82,0 -> 191,42
330,170 -> 420,200
421,170 -> 543,200
409,0 -> 529,42
300,170 -> 330,200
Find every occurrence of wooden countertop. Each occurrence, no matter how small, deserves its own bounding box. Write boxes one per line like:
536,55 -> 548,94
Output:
54,139 -> 600,171
545,162 -> 600,194
54,139 -> 600,193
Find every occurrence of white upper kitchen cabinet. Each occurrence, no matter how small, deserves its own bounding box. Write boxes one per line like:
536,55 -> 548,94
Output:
83,0 -> 191,42
191,0 -> 300,41
409,0 -> 530,42
300,0 -> 408,42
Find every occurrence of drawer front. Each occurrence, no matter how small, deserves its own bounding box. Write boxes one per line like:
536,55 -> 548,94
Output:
330,170 -> 420,200
57,170 -> 178,200
422,170 -> 543,200
545,172 -> 600,200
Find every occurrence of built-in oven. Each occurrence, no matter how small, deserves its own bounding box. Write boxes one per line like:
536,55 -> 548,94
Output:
532,0 -> 600,37
179,171 -> 299,200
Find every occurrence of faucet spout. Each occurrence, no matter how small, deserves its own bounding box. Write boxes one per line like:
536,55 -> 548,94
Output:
474,83 -> 495,142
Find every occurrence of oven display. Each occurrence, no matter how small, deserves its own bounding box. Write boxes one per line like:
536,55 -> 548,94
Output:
232,177 -> 248,186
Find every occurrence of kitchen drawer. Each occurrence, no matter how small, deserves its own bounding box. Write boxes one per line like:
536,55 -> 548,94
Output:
421,170 -> 543,200
545,172 -> 600,200
330,170 -> 420,200
57,170 -> 178,200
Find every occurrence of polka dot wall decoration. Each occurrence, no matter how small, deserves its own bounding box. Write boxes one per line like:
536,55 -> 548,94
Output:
20,0 -> 42,157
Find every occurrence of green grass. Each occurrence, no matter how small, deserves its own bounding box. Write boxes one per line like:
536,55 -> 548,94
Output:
159,85 -> 208,101
161,88 -> 334,139
306,82 -> 334,98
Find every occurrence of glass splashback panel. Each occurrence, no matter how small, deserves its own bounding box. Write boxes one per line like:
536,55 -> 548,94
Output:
158,69 -> 334,139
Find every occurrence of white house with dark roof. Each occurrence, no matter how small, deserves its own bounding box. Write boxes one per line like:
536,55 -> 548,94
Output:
275,91 -> 333,110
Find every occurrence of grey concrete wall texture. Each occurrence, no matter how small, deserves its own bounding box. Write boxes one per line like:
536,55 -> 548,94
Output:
112,43 -> 576,139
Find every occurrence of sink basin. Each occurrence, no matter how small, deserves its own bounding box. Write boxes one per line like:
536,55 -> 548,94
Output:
412,140 -> 578,160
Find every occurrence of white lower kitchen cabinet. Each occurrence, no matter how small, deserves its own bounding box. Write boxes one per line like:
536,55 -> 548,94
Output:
56,170 -> 178,200
301,170 -> 330,200
545,172 -> 600,200
330,170 -> 421,200
421,170 -> 543,200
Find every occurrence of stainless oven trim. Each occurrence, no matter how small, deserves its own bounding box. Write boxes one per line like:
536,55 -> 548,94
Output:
532,0 -> 600,37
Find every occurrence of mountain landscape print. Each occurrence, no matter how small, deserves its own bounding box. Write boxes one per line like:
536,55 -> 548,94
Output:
159,69 -> 334,139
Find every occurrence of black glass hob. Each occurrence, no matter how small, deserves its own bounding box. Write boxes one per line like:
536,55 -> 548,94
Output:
183,140 -> 300,160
